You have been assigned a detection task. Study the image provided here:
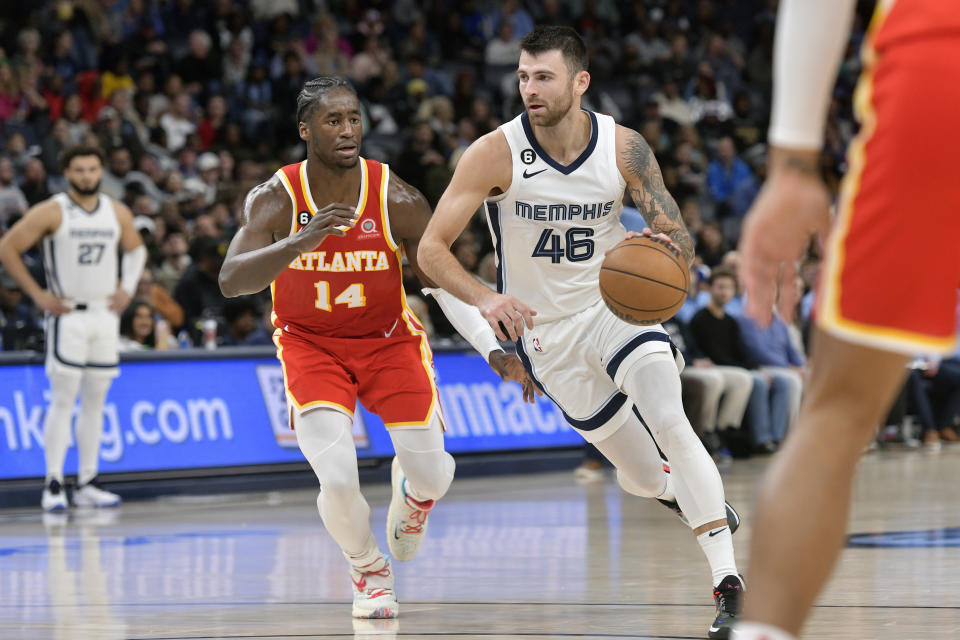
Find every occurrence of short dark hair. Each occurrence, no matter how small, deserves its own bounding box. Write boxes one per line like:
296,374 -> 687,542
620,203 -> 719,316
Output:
60,145 -> 105,171
519,26 -> 588,74
297,77 -> 356,124
708,267 -> 737,287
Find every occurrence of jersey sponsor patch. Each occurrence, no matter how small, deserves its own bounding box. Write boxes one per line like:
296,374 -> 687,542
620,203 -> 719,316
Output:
356,217 -> 381,240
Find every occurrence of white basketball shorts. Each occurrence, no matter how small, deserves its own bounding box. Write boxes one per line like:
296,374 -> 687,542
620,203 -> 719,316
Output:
45,305 -> 120,378
516,298 -> 684,442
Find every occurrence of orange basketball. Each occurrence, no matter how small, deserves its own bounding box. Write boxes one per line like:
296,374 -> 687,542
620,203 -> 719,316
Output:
599,236 -> 689,326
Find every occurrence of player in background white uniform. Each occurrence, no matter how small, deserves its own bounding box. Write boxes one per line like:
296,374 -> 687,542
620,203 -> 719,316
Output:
419,27 -> 742,639
0,146 -> 146,511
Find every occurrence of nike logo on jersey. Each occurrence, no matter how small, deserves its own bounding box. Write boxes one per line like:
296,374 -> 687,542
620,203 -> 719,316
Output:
522,168 -> 547,179
384,319 -> 399,338
708,527 -> 728,537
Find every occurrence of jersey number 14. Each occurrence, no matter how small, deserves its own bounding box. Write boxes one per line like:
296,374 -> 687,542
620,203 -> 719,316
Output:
314,282 -> 366,311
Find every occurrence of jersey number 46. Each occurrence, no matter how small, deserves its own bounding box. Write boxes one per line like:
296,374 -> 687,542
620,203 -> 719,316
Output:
531,228 -> 594,264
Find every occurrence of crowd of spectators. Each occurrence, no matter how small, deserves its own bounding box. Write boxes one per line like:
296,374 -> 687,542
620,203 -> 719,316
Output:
0,0 -> 955,456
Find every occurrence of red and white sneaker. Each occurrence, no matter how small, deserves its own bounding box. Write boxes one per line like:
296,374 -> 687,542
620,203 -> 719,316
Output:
350,554 -> 398,619
386,457 -> 434,562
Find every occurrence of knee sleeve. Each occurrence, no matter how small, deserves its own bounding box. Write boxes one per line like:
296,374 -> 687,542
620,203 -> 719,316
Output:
594,413 -> 669,498
43,371 -> 83,482
76,373 -> 114,485
390,414 -> 455,501
295,408 -> 374,556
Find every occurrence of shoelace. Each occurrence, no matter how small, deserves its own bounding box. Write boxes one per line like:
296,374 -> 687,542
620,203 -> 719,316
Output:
713,583 -> 742,615
352,564 -> 393,599
400,495 -> 434,535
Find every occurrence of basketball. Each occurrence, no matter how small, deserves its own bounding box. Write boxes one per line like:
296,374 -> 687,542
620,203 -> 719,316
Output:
599,236 -> 689,326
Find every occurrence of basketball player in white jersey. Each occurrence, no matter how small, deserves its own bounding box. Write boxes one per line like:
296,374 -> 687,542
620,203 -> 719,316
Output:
0,146 -> 146,511
419,27 -> 743,638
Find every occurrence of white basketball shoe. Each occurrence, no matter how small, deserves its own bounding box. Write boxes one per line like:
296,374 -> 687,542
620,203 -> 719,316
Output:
41,479 -> 68,512
73,477 -> 121,508
386,457 -> 435,562
350,554 -> 398,619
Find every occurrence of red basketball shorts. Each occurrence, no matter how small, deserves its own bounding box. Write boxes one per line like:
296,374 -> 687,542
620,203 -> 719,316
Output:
274,329 -> 441,428
816,35 -> 960,355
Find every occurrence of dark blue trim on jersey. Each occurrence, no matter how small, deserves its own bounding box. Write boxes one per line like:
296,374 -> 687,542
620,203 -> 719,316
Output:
486,201 -> 504,293
520,109 -> 599,176
516,337 -> 628,432
66,193 -> 101,215
49,316 -> 118,370
43,237 -> 63,297
605,332 -> 671,382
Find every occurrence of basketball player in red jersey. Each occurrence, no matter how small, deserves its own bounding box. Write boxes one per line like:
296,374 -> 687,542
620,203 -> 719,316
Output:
219,77 -> 536,620
734,2 -> 960,639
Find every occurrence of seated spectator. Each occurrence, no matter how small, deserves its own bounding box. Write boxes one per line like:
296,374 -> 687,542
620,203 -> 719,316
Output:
157,230 -> 191,293
175,236 -> 228,343
736,308 -> 806,440
664,315 -> 753,463
907,356 -> 960,448
0,156 -> 28,228
696,220 -> 727,268
0,265 -> 42,351
19,158 -> 51,206
706,136 -> 754,209
220,297 -> 272,347
135,268 -> 184,331
119,300 -> 174,351
690,268 -> 790,452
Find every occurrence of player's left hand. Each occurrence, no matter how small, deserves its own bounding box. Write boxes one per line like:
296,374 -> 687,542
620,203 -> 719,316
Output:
611,229 -> 681,258
740,148 -> 830,327
489,351 -> 542,404
109,288 -> 131,314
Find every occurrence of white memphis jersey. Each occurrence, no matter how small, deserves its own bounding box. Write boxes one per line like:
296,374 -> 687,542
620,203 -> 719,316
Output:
485,109 -> 627,324
43,193 -> 120,302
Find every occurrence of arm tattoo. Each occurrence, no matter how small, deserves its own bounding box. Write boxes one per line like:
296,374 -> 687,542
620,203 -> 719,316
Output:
623,132 -> 694,265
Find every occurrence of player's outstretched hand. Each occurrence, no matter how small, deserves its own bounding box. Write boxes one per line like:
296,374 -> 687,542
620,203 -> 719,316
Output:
291,202 -> 358,251
489,351 -> 543,403
34,290 -> 71,316
739,151 -> 830,326
109,288 -> 131,314
477,291 -> 536,341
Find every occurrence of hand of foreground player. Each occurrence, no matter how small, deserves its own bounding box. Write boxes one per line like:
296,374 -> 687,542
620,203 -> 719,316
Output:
291,202 -> 358,252
489,351 -> 543,403
109,288 -> 131,314
476,291 -> 536,341
739,148 -> 830,326
34,290 -> 71,316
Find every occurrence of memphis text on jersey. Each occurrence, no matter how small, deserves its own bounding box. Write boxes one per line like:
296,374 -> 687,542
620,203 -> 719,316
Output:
514,199 -> 615,222
286,250 -> 391,273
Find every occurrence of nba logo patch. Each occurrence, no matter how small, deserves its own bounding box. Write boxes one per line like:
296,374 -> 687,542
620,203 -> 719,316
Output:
533,337 -> 544,352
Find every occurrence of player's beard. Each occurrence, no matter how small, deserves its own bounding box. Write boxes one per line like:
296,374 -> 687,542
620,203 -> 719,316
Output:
68,179 -> 101,196
531,90 -> 575,128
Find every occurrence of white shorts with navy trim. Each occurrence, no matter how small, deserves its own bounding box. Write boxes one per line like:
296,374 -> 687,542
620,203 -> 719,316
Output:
516,299 -> 683,443
45,307 -> 120,378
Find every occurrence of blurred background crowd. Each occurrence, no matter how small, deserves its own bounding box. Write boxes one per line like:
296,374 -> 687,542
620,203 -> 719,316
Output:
0,0 -> 956,462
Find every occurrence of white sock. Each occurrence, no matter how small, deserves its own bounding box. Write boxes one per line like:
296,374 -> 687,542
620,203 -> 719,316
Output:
344,533 -> 382,568
697,525 -> 738,586
732,621 -> 796,640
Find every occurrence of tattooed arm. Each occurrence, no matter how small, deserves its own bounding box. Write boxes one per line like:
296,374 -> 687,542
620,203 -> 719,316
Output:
615,125 -> 694,266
